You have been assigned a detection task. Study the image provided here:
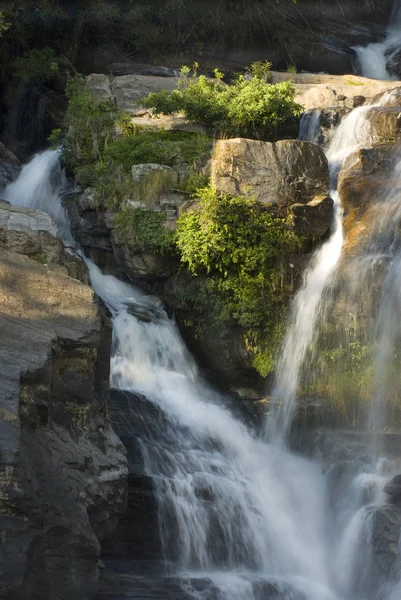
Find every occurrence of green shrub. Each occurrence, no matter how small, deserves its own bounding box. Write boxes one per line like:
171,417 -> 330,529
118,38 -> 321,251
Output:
176,186 -> 299,374
63,75 -> 118,171
140,64 -> 303,141
115,207 -> 176,255
13,48 -> 65,83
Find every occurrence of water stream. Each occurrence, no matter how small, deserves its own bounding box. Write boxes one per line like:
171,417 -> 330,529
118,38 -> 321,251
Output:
354,0 -> 401,80
2,98 -> 401,599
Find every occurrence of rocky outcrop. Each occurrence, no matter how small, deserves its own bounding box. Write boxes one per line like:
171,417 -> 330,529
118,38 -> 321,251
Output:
111,75 -> 179,112
212,138 -> 329,206
0,205 -> 128,599
212,138 -> 332,239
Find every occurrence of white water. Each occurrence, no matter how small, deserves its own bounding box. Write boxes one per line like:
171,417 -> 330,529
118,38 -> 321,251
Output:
264,101 -> 382,444
354,0 -> 401,80
2,135 -> 400,600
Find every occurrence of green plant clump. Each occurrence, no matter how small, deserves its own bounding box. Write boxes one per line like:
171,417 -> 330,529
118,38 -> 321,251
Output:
176,186 -> 299,374
115,207 -> 176,255
140,64 -> 303,141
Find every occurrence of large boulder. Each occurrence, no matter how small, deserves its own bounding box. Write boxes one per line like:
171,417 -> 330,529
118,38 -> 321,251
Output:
0,209 -> 128,599
110,75 -> 179,112
212,138 -> 329,206
0,199 -> 88,282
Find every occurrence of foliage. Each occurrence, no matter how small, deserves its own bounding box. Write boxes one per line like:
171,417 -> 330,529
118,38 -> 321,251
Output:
176,187 -> 299,374
140,65 -> 303,141
63,75 -> 118,171
104,130 -> 211,172
13,48 -> 65,83
114,207 -> 176,255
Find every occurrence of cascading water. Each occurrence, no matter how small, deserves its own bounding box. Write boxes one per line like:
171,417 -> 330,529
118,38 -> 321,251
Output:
265,101 -> 381,444
354,0 -> 401,80
2,98 -> 401,600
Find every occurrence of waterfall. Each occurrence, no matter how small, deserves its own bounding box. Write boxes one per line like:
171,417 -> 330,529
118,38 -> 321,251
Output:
264,102 -> 380,444
354,0 -> 401,80
3,119 -> 401,599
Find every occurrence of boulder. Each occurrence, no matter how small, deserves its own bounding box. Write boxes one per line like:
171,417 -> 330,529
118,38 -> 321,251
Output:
288,195 -> 334,238
384,475 -> 401,505
110,75 -> 179,112
369,504 -> 401,592
0,199 -> 88,282
0,248 -> 127,599
366,106 -> 401,142
212,138 -> 329,206
386,48 -> 401,79
85,73 -> 114,104
0,142 -> 20,188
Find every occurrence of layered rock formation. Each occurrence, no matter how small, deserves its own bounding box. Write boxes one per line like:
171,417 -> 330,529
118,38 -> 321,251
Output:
0,201 -> 127,599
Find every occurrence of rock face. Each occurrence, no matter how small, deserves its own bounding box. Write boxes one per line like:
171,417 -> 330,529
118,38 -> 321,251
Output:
212,138 -> 329,206
111,75 -> 179,111
212,138 -> 332,239
0,205 -> 128,599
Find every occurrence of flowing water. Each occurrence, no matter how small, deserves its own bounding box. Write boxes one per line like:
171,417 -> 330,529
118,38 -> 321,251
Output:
354,0 -> 401,80
2,98 -> 401,599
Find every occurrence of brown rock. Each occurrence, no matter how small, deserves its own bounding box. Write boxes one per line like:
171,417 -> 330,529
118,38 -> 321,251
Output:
212,138 -> 329,206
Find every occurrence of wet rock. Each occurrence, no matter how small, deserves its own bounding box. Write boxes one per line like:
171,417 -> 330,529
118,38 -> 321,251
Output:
386,48 -> 401,79
0,247 -> 127,599
86,73 -> 114,104
384,474 -> 401,505
288,195 -> 333,239
212,138 -> 329,206
353,95 -> 366,108
366,106 -> 401,142
369,504 -> 401,593
0,142 -> 20,188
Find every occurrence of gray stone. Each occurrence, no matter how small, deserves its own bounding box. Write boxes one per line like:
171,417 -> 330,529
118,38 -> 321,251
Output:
111,75 -> 179,112
212,138 -> 329,206
85,74 -> 114,104
0,249 -> 127,599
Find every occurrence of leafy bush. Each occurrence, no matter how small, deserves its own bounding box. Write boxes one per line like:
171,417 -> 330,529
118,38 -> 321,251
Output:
140,65 -> 303,141
13,48 -> 65,83
176,187 -> 299,374
115,207 -> 176,255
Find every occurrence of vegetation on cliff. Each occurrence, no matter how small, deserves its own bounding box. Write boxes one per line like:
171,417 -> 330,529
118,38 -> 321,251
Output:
176,187 -> 299,375
141,63 -> 302,140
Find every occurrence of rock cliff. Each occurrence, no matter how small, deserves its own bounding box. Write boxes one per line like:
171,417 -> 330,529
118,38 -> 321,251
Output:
0,201 -> 127,599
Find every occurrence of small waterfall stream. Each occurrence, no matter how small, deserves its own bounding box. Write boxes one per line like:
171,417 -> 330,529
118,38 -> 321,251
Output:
354,0 -> 401,80
3,97 -> 401,599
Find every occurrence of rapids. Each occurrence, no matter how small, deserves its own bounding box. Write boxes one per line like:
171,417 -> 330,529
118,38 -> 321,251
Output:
3,97 -> 401,600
